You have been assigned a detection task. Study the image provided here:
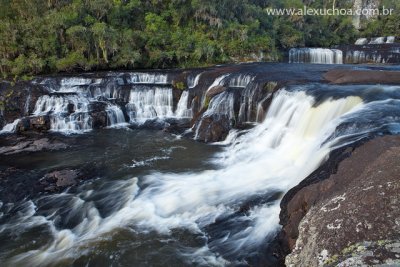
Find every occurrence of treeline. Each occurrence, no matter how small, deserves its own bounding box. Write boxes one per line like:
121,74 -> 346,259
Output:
0,0 -> 398,79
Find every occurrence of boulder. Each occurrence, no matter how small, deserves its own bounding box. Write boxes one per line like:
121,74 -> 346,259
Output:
195,114 -> 232,142
163,118 -> 191,134
88,101 -> 108,128
280,136 -> 400,266
41,169 -> 80,192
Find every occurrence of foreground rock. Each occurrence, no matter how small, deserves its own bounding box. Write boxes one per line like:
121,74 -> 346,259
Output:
40,169 -> 80,192
0,137 -> 67,155
280,135 -> 400,266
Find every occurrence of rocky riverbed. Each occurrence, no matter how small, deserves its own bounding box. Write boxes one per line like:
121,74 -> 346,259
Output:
1,63 -> 400,266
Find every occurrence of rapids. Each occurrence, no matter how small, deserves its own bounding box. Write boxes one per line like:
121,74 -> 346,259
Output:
1,82 -> 400,266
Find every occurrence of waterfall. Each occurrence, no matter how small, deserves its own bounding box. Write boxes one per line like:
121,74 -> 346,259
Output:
206,75 -> 229,93
187,73 -> 202,88
202,74 -> 230,106
229,74 -> 254,88
355,38 -> 368,45
58,77 -> 93,93
129,73 -> 168,84
5,86 -> 384,266
237,83 -> 261,123
345,50 -> 385,64
369,37 -> 386,44
386,36 -> 395,43
126,86 -> 174,123
175,91 -> 192,118
106,105 -> 127,127
289,48 -> 343,64
0,119 -> 20,134
24,91 -> 31,115
194,91 -> 236,139
33,94 -> 92,134
203,92 -> 235,119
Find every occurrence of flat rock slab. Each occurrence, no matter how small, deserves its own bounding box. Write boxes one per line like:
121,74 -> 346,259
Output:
324,69 -> 400,84
0,137 -> 67,155
283,135 -> 400,266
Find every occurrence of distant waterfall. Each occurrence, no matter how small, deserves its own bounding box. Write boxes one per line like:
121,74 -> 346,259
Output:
355,38 -> 368,45
369,37 -> 386,44
0,119 -> 21,134
129,73 -> 168,84
126,87 -> 174,123
289,48 -> 343,64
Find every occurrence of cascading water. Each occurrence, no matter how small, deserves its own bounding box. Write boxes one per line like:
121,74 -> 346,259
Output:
175,91 -> 193,118
229,74 -> 254,88
237,82 -> 262,123
355,38 -> 368,45
29,73 -> 181,132
289,48 -> 343,64
386,36 -> 396,43
129,73 -> 168,84
0,119 -> 21,134
106,105 -> 127,127
201,74 -> 230,107
3,82 -> 400,266
369,37 -> 386,44
33,94 -> 92,133
187,73 -> 202,88
126,86 -> 174,123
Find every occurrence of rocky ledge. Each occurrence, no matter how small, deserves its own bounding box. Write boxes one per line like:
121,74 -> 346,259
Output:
279,135 -> 400,266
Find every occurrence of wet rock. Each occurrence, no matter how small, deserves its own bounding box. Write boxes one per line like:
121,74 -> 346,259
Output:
30,115 -> 51,131
163,118 -> 191,134
0,81 -> 48,123
280,135 -> 400,266
324,69 -> 400,84
16,115 -> 51,133
206,85 -> 227,98
91,111 -> 108,129
141,118 -> 170,130
0,115 -> 4,129
195,114 -> 232,142
0,137 -> 68,155
41,169 -> 80,191
67,103 -> 75,114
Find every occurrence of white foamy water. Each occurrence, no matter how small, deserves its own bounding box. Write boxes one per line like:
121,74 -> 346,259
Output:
188,73 -> 202,88
106,105 -> 127,127
129,73 -> 168,84
0,119 -> 20,134
126,87 -> 174,123
175,91 -> 193,118
33,94 -> 92,134
3,89 -> 367,266
289,48 -> 343,64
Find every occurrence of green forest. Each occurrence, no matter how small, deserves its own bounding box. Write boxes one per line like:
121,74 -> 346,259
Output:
0,0 -> 399,79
